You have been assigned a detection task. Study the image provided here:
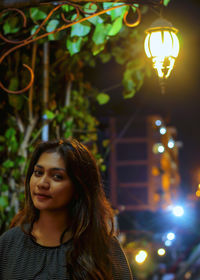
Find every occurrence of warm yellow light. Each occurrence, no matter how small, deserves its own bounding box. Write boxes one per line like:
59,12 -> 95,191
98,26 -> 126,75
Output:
157,248 -> 166,256
196,190 -> 200,197
144,18 -> 180,79
135,250 -> 148,264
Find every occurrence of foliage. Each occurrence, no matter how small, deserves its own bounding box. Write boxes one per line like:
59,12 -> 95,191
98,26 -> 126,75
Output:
0,1 -> 170,232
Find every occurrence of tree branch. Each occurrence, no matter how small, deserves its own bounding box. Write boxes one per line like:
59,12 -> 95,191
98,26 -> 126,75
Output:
29,42 -> 37,121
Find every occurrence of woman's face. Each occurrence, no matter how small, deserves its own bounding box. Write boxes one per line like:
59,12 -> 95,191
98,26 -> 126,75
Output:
30,151 -> 74,212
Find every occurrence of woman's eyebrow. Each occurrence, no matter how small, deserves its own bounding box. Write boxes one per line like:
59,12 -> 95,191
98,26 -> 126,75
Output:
51,167 -> 66,171
35,164 -> 43,169
35,164 -> 65,171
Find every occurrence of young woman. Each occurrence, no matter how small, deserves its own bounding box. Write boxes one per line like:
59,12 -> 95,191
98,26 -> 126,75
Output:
0,138 -> 133,280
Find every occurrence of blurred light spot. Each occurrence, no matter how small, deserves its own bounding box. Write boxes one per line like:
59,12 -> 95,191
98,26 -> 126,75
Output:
184,271 -> 192,279
172,206 -> 184,217
135,250 -> 148,264
157,248 -> 166,256
167,232 -> 175,241
160,126 -> 167,135
168,139 -> 175,149
196,190 -> 200,197
155,120 -> 162,126
165,240 -> 172,246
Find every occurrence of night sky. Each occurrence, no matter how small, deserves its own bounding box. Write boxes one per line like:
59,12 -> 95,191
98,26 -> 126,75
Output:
92,0 -> 200,195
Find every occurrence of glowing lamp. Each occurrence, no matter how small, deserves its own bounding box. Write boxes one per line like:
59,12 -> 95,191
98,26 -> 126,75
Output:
196,190 -> 200,197
144,18 -> 180,79
168,139 -> 175,149
157,248 -> 166,256
135,250 -> 148,264
160,126 -> 167,135
167,232 -> 175,241
172,206 -> 184,217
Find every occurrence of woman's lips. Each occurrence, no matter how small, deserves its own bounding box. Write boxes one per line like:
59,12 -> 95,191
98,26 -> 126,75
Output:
35,193 -> 51,200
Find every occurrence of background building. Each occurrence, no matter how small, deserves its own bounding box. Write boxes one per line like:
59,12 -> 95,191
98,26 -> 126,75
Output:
109,114 -> 181,216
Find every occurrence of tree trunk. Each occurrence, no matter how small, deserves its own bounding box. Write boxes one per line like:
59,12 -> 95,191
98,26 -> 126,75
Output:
42,41 -> 49,141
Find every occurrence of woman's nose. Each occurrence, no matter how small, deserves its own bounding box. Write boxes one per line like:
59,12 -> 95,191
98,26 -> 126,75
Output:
37,175 -> 50,189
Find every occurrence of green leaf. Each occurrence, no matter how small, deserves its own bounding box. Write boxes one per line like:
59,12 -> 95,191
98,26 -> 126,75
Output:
30,7 -> 47,21
64,130 -> 72,138
56,113 -> 64,122
8,77 -> 18,91
103,3 -> 127,21
83,3 -> 98,13
66,37 -> 83,55
123,89 -> 136,99
71,21 -> 91,37
124,79 -> 135,91
92,44 -> 105,56
46,19 -> 59,32
3,159 -> 14,168
0,196 -> 8,208
100,164 -> 106,172
87,15 -> 103,25
112,46 -> 127,64
5,128 -> 16,139
62,5 -> 75,12
96,93 -> 110,105
102,139 -> 110,147
45,110 -> 55,120
110,5 -> 127,21
19,193 -> 25,202
8,86 -> 24,110
1,184 -> 9,192
65,119 -> 73,128
12,169 -> 21,180
1,184 -> 8,192
3,17 -> 20,35
16,156 -> 25,165
123,60 -> 144,94
0,136 -> 5,142
99,53 -> 112,63
48,32 -> 61,41
8,140 -> 18,153
31,25 -> 39,36
92,23 -> 111,45
163,0 -> 171,6
103,3 -> 114,9
108,17 -> 122,36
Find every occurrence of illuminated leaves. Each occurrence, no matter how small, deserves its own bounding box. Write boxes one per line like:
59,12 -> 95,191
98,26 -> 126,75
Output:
96,93 -> 110,105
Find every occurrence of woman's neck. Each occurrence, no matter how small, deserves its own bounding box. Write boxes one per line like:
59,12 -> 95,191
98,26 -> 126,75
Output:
32,211 -> 72,246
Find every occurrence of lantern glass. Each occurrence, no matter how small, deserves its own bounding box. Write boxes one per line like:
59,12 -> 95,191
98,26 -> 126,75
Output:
144,27 -> 180,79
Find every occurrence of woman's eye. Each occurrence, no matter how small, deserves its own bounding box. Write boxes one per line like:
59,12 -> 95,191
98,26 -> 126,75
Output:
53,174 -> 63,180
33,170 -> 43,176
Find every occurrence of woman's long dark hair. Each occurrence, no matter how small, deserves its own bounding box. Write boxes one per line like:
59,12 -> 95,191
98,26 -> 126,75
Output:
10,138 -> 115,279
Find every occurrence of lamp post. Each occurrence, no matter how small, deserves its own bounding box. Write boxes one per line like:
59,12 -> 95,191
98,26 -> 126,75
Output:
144,18 -> 180,93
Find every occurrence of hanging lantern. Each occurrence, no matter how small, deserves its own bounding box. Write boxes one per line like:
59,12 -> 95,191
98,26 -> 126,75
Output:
144,18 -> 180,79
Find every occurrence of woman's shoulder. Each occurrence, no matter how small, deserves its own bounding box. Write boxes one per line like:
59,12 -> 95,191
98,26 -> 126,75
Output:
110,235 -> 125,251
0,226 -> 21,237
0,226 -> 23,246
110,235 -> 134,280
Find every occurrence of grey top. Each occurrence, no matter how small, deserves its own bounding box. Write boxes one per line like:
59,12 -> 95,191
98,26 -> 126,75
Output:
0,226 -> 133,280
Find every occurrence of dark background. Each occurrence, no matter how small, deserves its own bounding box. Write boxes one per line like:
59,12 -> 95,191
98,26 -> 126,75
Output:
92,0 -> 200,196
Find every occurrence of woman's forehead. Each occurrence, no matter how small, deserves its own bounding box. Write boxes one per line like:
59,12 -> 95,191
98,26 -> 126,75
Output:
36,152 -> 65,169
